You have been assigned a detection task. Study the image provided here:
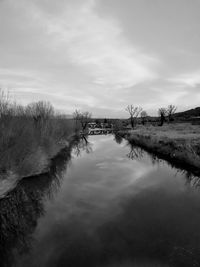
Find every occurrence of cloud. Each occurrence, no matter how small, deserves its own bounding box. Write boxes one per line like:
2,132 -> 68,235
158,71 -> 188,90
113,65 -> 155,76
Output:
168,70 -> 200,87
3,0 -> 158,84
35,0 -> 159,88
0,0 -> 160,116
1,0 -> 199,116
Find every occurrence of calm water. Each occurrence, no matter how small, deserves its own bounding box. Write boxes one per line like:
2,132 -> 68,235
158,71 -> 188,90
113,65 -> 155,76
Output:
1,135 -> 200,267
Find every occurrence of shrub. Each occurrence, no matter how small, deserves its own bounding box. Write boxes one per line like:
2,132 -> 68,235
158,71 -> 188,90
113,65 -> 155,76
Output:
0,89 -> 75,178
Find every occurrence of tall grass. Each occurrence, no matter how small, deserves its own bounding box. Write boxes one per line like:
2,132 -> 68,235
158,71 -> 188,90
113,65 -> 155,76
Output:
0,89 -> 75,179
118,123 -> 200,176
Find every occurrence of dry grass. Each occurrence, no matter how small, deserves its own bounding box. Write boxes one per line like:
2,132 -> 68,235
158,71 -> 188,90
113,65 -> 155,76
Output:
140,123 -> 200,140
119,123 -> 200,172
0,90 -> 75,181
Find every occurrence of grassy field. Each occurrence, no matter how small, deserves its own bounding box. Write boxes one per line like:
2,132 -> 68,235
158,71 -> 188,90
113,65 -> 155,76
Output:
118,123 -> 200,174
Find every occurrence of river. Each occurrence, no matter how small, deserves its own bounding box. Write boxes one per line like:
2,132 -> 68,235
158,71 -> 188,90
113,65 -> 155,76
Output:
1,134 -> 200,267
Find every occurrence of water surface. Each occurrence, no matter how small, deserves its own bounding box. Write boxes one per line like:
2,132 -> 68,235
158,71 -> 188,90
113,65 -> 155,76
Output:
1,135 -> 200,267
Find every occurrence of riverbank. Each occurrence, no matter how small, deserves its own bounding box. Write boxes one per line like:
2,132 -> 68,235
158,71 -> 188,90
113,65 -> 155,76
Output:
0,133 -> 80,198
0,91 -> 78,197
118,123 -> 200,175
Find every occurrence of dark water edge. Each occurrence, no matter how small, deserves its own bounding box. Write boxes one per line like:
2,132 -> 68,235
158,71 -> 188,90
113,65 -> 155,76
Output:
1,134 -> 200,267
0,134 -> 91,267
117,131 -> 200,179
0,134 -> 80,199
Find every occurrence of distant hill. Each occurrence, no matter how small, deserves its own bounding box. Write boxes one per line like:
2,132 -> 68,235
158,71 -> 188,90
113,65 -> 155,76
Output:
145,107 -> 200,123
174,107 -> 200,119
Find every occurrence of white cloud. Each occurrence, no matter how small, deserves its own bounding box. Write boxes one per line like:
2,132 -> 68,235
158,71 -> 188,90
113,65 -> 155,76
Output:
31,0 -> 159,89
168,70 -> 200,87
2,0 -> 199,116
0,0 -> 161,116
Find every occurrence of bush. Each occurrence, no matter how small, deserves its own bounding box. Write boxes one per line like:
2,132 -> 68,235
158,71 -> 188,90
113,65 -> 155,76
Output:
0,89 -> 75,178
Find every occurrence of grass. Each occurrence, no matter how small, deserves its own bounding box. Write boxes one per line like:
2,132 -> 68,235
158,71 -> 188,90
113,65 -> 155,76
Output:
118,123 -> 200,175
0,90 -> 76,192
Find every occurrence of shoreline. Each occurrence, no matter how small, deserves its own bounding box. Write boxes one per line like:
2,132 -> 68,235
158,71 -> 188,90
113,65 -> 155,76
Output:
0,133 -> 79,199
118,124 -> 200,177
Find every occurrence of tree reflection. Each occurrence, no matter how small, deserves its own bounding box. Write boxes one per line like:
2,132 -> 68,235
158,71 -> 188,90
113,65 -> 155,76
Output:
0,180 -> 45,267
73,135 -> 93,157
126,143 -> 144,160
113,134 -> 123,145
125,139 -> 200,190
0,135 -> 80,267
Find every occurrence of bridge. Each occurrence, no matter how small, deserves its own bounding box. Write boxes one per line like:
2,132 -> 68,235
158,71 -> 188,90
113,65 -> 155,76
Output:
88,128 -> 113,135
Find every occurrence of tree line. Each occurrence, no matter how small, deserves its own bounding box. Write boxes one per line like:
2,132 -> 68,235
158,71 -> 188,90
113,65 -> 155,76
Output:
72,104 -> 177,133
125,104 -> 177,128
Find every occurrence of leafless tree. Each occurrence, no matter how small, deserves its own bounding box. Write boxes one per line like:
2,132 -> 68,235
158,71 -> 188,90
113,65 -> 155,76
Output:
167,105 -> 177,122
125,105 -> 142,128
0,90 -> 19,129
10,103 -> 26,117
158,108 -> 167,126
73,110 -> 92,131
26,101 -> 54,126
140,110 -> 148,125
73,109 -> 81,129
79,111 -> 92,131
0,89 -> 10,118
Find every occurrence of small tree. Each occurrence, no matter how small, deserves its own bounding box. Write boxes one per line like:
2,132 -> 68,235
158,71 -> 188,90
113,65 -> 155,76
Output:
158,108 -> 167,126
167,105 -> 177,122
113,119 -> 123,132
80,111 -> 91,131
0,89 -> 10,119
26,101 -> 54,125
125,105 -> 142,128
73,109 -> 81,131
73,110 -> 92,132
140,111 -> 148,125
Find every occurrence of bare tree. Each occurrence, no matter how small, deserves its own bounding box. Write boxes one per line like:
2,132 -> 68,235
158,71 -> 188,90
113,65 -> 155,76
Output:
0,89 -> 19,129
140,110 -> 148,125
73,110 -> 92,132
73,109 -> 81,131
167,105 -> 177,122
158,108 -> 167,126
0,89 -> 10,119
79,111 -> 92,131
26,101 -> 54,127
125,105 -> 142,128
10,103 -> 26,117
73,109 -> 80,118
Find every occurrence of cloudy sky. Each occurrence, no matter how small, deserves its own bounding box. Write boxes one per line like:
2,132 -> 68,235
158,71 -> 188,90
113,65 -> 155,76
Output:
0,0 -> 200,117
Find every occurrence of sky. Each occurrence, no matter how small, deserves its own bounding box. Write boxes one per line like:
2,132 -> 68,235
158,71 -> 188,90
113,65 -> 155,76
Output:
0,0 -> 200,117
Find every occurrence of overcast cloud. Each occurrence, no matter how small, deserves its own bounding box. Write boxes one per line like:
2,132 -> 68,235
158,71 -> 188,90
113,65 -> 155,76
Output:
0,0 -> 200,117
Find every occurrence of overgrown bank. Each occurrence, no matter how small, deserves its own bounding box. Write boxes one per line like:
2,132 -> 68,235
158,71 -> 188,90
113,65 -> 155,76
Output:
0,90 -> 77,197
118,123 -> 200,175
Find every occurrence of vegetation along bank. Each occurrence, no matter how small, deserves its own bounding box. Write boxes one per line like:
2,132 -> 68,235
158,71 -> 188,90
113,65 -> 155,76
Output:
118,123 -> 200,175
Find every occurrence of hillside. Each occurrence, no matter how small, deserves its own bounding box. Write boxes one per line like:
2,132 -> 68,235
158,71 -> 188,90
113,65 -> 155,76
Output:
174,107 -> 200,119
